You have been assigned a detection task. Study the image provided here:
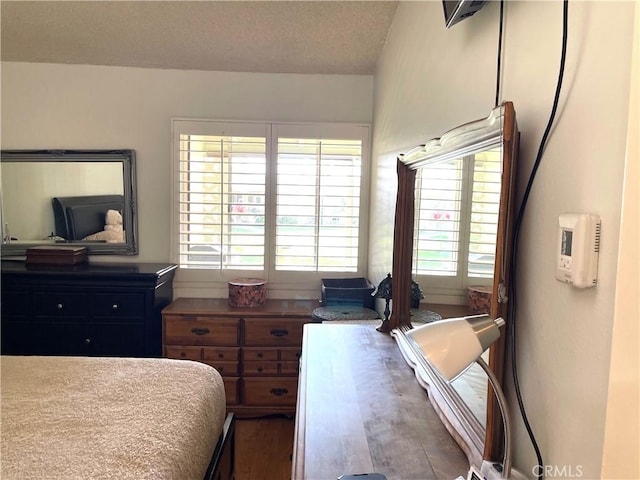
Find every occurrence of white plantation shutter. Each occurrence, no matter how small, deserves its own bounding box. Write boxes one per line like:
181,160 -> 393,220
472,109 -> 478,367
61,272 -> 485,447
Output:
276,137 -> 362,272
414,148 -> 500,284
467,150 -> 501,278
172,120 -> 369,279
176,128 -> 267,270
414,158 -> 463,276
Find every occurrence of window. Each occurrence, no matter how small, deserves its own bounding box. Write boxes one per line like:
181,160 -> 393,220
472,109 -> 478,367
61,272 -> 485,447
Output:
172,120 -> 370,282
176,133 -> 267,270
413,148 -> 501,295
275,137 -> 362,272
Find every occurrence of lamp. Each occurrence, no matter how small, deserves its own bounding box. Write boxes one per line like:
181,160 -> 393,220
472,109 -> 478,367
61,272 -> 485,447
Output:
373,273 -> 393,331
406,314 -> 524,480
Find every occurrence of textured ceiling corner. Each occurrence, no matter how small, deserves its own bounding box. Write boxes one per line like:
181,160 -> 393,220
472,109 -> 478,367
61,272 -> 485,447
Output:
0,0 -> 399,74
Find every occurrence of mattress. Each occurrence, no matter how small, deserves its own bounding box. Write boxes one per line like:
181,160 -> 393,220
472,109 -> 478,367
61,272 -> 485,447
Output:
1,355 -> 226,480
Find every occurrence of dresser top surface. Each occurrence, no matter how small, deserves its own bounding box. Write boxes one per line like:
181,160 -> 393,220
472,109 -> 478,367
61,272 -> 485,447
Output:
1,260 -> 177,278
293,323 -> 468,480
163,297 -> 318,317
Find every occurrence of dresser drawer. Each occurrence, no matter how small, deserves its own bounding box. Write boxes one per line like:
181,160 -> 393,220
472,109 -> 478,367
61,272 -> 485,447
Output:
4,321 -> 145,357
89,323 -> 146,356
243,361 -> 279,376
242,377 -> 298,406
243,347 -> 279,361
203,347 -> 240,362
280,348 -> 302,361
92,293 -> 146,319
164,316 -> 240,346
33,292 -> 87,318
204,360 -> 241,376
167,346 -> 241,375
243,318 -> 307,346
0,290 -> 29,318
165,346 -> 202,361
280,361 -> 300,375
223,377 -> 240,405
203,348 -> 241,375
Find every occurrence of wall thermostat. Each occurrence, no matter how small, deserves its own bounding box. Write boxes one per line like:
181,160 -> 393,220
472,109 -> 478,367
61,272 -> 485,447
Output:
556,213 -> 601,288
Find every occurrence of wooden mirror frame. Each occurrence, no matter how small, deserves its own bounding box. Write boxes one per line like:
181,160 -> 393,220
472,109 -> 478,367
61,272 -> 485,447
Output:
0,149 -> 138,256
386,102 -> 519,467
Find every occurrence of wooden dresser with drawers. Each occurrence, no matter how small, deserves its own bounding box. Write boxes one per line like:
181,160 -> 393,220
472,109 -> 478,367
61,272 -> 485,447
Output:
161,297 -> 317,417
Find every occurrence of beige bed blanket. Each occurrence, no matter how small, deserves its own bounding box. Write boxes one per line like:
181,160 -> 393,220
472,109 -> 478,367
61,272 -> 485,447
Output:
1,356 -> 226,480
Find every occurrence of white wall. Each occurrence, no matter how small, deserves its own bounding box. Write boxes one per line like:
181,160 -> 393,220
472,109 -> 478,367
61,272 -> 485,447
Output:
601,4 -> 640,478
371,1 -> 636,478
1,62 -> 373,265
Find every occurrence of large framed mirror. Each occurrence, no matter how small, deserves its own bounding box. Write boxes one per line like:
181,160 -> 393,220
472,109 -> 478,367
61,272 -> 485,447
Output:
0,149 -> 138,256
388,102 -> 519,467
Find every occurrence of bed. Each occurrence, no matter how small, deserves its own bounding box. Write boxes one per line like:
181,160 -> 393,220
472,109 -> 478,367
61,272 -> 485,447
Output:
52,195 -> 125,242
0,355 -> 235,480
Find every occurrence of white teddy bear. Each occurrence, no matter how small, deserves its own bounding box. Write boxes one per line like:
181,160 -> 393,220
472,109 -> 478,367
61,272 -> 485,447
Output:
104,209 -> 123,233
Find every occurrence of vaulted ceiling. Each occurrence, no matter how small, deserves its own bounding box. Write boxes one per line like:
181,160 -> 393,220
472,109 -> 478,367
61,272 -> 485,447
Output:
1,1 -> 399,75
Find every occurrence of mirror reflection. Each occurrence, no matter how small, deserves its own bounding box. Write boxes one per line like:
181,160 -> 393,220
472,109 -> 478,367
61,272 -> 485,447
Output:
412,147 -> 501,428
1,150 -> 138,256
413,148 -> 500,300
2,161 -> 124,243
451,351 -> 490,426
392,102 -> 519,467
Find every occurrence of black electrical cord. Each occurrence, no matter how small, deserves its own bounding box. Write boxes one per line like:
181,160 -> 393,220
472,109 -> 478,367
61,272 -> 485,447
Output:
495,0 -> 505,108
507,1 -> 569,479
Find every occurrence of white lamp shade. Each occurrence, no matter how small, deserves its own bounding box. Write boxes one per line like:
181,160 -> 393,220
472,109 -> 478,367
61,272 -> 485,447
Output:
406,315 -> 503,381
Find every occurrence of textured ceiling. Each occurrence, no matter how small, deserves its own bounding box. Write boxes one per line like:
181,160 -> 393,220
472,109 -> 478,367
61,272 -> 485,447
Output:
1,0 -> 399,75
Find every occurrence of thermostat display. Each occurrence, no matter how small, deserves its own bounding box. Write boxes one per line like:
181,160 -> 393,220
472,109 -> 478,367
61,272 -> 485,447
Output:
556,213 -> 601,288
560,229 -> 573,256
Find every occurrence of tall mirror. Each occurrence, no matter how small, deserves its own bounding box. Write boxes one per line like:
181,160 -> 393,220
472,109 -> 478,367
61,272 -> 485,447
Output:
389,102 -> 519,467
0,150 -> 138,256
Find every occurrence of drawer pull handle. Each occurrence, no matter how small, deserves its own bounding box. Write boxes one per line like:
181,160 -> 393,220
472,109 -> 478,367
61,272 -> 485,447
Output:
180,352 -> 187,358
270,388 -> 288,396
57,303 -> 63,310
191,328 -> 210,336
218,353 -> 224,359
112,304 -> 119,311
257,367 -> 263,372
257,352 -> 263,358
270,328 -> 288,338
84,338 -> 92,345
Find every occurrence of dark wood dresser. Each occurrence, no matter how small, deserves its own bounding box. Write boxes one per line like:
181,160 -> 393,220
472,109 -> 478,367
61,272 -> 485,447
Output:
161,297 -> 317,418
1,260 -> 177,357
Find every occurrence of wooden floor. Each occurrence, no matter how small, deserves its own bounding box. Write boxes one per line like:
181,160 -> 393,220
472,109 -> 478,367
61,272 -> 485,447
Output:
234,416 -> 296,480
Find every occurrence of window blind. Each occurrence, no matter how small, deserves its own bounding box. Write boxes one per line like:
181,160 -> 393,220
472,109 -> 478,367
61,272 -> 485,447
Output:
413,158 -> 463,276
177,133 -> 266,270
467,150 -> 501,278
413,149 -> 500,282
275,138 -> 362,272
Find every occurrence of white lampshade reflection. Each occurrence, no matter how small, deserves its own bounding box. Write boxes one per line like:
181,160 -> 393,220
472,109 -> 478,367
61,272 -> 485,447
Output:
406,314 -> 504,381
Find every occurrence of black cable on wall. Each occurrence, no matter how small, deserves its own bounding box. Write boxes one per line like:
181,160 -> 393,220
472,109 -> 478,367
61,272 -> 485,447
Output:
495,0 -> 505,108
507,1 -> 570,479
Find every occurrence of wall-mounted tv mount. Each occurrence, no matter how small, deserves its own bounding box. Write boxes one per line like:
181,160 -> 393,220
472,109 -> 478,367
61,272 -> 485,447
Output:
442,0 -> 487,28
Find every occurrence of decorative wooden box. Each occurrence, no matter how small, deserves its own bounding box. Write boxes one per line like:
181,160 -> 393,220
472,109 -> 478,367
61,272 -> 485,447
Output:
467,286 -> 492,314
25,246 -> 88,265
228,278 -> 267,307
